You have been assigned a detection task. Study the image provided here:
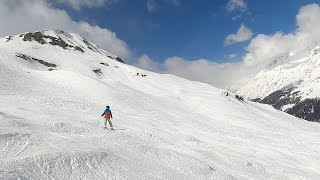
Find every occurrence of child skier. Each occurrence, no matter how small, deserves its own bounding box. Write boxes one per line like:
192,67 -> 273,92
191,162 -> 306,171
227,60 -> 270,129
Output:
101,105 -> 114,130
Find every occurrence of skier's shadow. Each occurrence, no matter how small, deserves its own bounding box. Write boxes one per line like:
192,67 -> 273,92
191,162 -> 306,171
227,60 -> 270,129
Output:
114,128 -> 126,131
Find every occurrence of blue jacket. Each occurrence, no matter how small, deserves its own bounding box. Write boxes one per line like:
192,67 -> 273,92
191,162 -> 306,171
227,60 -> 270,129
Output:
101,108 -> 113,118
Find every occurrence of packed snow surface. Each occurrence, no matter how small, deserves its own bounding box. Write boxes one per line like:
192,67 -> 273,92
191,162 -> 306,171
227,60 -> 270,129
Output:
1,31 -> 320,179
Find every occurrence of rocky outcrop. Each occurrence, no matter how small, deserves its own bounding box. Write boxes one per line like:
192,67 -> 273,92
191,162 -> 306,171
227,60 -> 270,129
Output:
100,62 -> 109,66
115,57 -> 124,63
83,39 -> 95,51
74,46 -> 84,53
5,36 -> 12,42
16,53 -> 57,68
93,69 -> 102,75
17,30 -> 125,64
23,32 -> 46,44
22,31 -> 84,53
48,36 -> 69,49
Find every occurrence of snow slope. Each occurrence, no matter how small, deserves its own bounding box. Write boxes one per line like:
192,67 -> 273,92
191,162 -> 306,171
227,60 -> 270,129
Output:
1,30 -> 320,179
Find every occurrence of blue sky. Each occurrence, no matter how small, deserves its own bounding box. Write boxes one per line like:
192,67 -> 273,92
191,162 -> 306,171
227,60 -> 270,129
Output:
53,0 -> 317,63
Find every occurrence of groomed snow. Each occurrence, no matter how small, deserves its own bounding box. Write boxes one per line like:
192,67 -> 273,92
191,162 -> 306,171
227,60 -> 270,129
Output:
1,32 -> 320,179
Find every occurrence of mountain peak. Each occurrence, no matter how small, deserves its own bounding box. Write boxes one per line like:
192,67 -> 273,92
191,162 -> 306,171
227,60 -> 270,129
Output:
2,29 -> 124,63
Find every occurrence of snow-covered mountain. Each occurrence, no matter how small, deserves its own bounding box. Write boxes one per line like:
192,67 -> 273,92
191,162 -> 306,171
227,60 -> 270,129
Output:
3,29 -> 124,63
237,46 -> 320,122
1,30 -> 320,179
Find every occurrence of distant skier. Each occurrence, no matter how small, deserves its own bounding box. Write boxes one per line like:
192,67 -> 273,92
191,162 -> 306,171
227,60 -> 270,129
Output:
101,105 -> 114,130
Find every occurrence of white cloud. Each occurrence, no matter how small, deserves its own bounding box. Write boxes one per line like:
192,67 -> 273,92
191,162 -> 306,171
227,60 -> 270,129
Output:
135,54 -> 162,72
147,0 -> 157,12
135,55 -> 255,89
231,15 -> 241,21
227,54 -> 237,59
56,0 -> 118,10
0,0 -> 131,60
243,3 -> 320,66
226,0 -> 250,21
226,0 -> 247,13
164,57 -> 256,89
225,24 -> 253,45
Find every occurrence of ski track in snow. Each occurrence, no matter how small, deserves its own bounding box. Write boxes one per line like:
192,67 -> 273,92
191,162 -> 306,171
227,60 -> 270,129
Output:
0,31 -> 320,179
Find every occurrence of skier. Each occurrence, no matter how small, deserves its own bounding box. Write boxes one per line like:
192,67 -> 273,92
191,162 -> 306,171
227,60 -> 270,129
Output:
101,105 -> 114,130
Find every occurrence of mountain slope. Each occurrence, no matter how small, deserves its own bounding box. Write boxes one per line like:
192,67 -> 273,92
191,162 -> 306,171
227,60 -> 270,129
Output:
237,46 -> 320,122
1,30 -> 320,179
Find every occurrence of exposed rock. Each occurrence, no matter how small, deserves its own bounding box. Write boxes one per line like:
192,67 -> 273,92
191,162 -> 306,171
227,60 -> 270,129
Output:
222,91 -> 229,97
34,31 -> 46,44
235,94 -> 244,102
20,31 -> 127,64
251,98 -> 261,102
16,53 -> 57,68
100,62 -> 109,66
115,57 -> 124,63
107,55 -> 114,59
83,39 -> 95,51
74,46 -> 84,53
93,69 -> 102,75
48,37 -> 69,49
23,33 -> 34,42
23,32 -> 46,44
87,46 -> 94,51
5,36 -> 12,42
83,39 -> 90,46
22,31 -> 83,52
